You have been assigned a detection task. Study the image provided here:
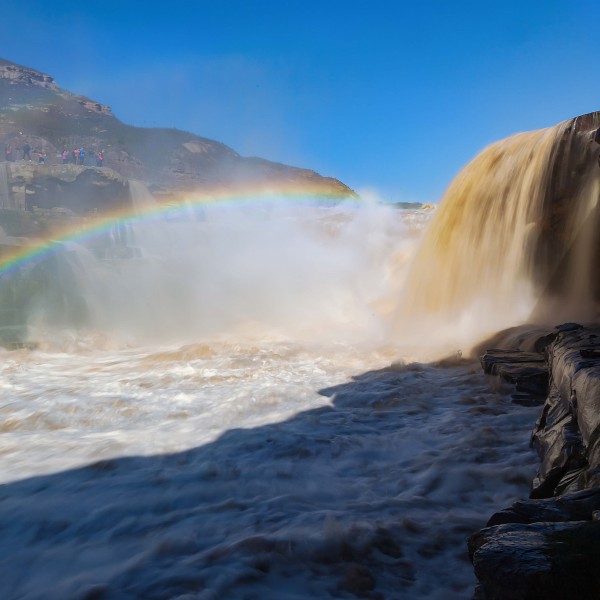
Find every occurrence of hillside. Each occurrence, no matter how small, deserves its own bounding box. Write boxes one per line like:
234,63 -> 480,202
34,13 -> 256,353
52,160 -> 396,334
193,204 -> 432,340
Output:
0,58 -> 354,201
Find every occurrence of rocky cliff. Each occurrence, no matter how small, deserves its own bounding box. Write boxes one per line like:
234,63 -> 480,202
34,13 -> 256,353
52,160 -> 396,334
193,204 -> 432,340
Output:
470,325 -> 600,599
0,58 -> 354,205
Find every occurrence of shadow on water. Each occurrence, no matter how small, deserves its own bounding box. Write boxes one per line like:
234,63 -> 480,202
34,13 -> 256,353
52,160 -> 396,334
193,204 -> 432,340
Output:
0,359 -> 540,600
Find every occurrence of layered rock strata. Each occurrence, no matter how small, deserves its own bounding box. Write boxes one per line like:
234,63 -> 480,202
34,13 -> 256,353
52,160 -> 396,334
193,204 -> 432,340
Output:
0,162 -> 130,215
0,58 -> 355,200
469,325 -> 600,599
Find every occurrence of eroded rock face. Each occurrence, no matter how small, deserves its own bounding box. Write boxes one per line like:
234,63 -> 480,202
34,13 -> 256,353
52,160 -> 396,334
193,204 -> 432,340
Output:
1,163 -> 130,214
0,59 -> 58,90
471,326 -> 600,598
531,327 -> 600,496
480,349 -> 549,403
486,487 -> 600,527
0,57 -> 355,201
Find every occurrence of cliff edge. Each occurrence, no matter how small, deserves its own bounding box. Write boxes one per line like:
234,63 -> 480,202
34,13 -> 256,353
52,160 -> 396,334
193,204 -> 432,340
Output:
0,58 -> 355,203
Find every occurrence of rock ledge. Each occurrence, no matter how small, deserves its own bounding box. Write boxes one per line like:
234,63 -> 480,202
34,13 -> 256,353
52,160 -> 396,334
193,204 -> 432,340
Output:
469,324 -> 600,599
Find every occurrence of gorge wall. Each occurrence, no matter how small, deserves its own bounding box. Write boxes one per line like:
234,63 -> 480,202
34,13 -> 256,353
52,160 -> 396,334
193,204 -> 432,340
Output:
470,325 -> 600,599
0,57 -> 355,207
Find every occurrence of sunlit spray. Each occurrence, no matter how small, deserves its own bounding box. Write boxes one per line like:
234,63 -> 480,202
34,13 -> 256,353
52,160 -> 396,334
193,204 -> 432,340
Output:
20,188 -> 429,350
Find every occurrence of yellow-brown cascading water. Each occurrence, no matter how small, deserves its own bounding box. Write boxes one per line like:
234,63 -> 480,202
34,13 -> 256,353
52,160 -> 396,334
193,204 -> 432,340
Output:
397,113 -> 600,348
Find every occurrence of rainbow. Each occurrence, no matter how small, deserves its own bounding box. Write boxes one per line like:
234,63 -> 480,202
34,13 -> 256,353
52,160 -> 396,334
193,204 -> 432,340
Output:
0,182 -> 359,280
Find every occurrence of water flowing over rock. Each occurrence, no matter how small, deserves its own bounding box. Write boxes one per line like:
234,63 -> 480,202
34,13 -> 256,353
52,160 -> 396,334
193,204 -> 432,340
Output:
399,111 -> 600,337
406,108 -> 600,598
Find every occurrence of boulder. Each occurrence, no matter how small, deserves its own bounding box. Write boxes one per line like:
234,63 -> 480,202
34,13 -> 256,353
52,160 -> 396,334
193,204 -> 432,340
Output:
468,520 -> 600,600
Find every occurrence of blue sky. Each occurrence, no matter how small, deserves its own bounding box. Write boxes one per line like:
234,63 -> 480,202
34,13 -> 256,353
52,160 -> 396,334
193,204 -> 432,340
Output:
2,0 -> 600,202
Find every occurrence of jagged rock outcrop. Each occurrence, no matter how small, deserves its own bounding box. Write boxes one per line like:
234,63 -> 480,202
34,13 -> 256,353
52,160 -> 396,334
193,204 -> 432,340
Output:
0,58 -> 58,91
470,324 -> 600,598
531,326 -> 600,496
0,162 -> 130,215
0,57 -> 355,205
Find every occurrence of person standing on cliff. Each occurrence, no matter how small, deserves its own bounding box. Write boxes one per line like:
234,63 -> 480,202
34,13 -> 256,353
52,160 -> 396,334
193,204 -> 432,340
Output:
22,142 -> 31,161
4,145 -> 12,162
79,148 -> 85,165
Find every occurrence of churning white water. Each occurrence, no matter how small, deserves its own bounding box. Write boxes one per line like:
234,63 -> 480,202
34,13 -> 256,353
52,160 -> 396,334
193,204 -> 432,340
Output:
0,199 -> 539,599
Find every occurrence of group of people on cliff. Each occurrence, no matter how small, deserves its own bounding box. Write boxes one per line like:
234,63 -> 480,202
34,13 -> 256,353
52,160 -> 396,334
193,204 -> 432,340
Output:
60,148 -> 104,167
4,142 -> 45,163
4,143 -> 104,167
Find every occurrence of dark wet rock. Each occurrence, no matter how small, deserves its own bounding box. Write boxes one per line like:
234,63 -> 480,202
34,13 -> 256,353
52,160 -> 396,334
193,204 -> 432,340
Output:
496,364 -> 548,397
481,327 -> 600,500
480,350 -> 545,374
472,325 -> 557,357
530,386 -> 586,499
555,322 -> 584,333
531,327 -> 600,495
487,487 -> 600,526
471,326 -> 600,598
468,520 -> 600,600
480,349 -> 549,401
510,393 -> 544,407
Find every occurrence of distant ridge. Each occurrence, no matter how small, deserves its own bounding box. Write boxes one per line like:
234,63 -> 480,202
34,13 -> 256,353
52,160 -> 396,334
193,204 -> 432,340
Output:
0,58 -> 355,201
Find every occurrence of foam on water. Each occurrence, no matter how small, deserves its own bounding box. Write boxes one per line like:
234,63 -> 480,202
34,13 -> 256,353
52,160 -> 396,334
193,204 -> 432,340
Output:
1,116 -> 592,597
0,338 -> 537,599
0,200 -> 539,599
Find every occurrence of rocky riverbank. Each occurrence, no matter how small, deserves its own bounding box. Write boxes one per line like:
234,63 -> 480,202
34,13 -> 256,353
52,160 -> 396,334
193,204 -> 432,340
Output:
469,323 -> 600,599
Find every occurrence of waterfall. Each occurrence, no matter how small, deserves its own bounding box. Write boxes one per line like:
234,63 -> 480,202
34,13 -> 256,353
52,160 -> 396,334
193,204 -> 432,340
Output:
0,163 -> 12,209
129,179 -> 158,213
398,112 -> 600,340
95,180 -> 159,259
125,179 -> 160,257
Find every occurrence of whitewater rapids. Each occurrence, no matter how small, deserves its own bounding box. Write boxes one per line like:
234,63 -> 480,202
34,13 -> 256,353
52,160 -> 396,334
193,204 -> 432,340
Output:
0,202 -> 539,599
